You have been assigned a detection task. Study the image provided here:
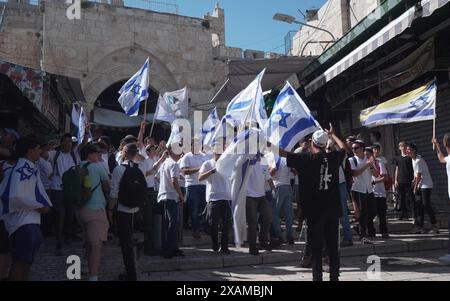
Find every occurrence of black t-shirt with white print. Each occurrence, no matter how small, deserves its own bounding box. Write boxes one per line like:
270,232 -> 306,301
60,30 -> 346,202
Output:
287,149 -> 346,219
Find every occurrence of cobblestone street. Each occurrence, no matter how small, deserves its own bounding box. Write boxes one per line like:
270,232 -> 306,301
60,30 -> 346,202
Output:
29,234 -> 450,281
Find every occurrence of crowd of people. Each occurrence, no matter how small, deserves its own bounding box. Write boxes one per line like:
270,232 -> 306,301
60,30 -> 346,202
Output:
0,124 -> 449,282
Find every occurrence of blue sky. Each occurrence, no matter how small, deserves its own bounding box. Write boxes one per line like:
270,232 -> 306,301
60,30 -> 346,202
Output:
126,0 -> 326,54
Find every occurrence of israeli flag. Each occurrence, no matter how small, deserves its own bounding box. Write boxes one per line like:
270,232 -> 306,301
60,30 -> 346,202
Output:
226,69 -> 268,128
265,82 -> 321,152
118,58 -> 150,117
77,106 -> 91,145
216,128 -> 265,247
201,108 -> 219,146
0,158 -> 52,216
154,87 -> 189,123
71,104 -> 80,127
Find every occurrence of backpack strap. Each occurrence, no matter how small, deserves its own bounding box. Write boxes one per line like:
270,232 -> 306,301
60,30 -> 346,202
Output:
52,151 -> 61,177
351,156 -> 358,169
70,151 -> 78,166
81,162 -> 101,193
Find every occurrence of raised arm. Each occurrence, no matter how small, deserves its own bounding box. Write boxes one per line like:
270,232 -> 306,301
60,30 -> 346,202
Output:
138,122 -> 146,150
432,138 -> 447,164
326,123 -> 346,150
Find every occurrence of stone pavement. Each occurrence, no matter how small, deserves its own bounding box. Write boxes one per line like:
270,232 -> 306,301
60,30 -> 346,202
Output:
28,224 -> 449,281
141,249 -> 450,281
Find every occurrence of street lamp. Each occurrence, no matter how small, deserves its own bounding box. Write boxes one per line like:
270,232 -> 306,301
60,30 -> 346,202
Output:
273,13 -> 336,42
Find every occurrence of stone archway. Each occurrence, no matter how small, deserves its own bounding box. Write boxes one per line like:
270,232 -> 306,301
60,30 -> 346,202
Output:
81,46 -> 179,112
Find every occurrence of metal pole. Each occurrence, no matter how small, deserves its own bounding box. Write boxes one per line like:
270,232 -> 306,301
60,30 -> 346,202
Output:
210,78 -> 230,104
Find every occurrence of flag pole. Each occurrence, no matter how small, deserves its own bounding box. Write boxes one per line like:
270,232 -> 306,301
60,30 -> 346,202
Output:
432,77 -> 437,151
433,117 -> 436,150
143,57 -> 150,124
149,95 -> 159,138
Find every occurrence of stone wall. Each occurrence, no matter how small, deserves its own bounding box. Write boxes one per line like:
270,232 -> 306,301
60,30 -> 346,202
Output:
291,0 -> 380,57
0,0 -> 268,121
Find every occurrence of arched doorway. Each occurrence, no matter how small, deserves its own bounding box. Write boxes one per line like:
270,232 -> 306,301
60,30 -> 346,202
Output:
93,81 -> 171,147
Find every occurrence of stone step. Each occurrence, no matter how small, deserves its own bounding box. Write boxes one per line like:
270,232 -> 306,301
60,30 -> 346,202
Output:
138,232 -> 449,273
179,218 -> 445,247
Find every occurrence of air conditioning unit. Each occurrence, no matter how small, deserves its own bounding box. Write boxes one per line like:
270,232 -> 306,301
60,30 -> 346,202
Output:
305,9 -> 319,22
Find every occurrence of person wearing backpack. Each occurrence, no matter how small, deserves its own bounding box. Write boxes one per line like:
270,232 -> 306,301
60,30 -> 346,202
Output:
74,144 -> 110,281
110,143 -> 147,281
47,132 -> 89,256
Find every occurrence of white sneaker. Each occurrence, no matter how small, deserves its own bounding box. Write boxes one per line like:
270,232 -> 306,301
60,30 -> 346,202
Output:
438,254 -> 450,265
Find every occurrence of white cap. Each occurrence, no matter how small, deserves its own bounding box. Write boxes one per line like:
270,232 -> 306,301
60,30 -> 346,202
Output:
312,130 -> 328,148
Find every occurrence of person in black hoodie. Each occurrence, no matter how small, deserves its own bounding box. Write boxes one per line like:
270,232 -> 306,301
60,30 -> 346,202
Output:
279,124 -> 346,281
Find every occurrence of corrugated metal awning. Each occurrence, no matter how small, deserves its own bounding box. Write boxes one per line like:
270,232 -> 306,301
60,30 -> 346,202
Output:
305,0 -> 449,97
211,56 -> 314,104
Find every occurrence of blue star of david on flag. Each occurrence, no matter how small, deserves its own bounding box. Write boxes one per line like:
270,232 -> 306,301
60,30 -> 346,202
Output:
272,108 -> 291,128
118,58 -> 150,117
265,82 -> 321,151
15,162 -> 35,181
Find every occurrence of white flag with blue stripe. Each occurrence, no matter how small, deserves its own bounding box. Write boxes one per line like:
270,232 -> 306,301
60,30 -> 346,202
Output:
226,69 -> 268,128
216,128 -> 265,247
118,58 -> 150,117
0,158 -> 52,216
77,106 -> 92,145
360,80 -> 437,128
154,87 -> 189,123
265,82 -> 321,151
201,108 -> 219,146
71,104 -> 80,127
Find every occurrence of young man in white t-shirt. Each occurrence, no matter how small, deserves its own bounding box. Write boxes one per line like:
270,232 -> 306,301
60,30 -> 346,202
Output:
349,141 -> 379,244
372,144 -> 390,238
267,152 -> 295,245
199,147 -> 232,255
179,144 -> 207,239
46,132 -> 88,256
139,145 -> 167,255
408,143 -> 438,234
432,136 -> 450,264
1,137 -> 51,281
157,146 -> 185,259
246,156 -> 276,256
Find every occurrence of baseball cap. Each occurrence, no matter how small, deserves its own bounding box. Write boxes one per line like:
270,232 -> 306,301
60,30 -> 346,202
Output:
312,130 -> 328,148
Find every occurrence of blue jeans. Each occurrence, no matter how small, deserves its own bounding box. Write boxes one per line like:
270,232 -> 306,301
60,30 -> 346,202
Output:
272,185 -> 294,239
162,199 -> 179,253
339,183 -> 352,242
186,185 -> 206,232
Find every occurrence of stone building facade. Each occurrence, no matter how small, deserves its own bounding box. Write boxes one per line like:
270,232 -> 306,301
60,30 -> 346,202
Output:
291,0 -> 380,57
0,0 -> 260,121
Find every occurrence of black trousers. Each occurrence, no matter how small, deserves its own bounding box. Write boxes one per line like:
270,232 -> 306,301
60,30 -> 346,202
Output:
143,189 -> 156,253
307,212 -> 340,281
398,183 -> 415,219
117,211 -> 136,280
246,197 -> 271,248
415,188 -> 437,227
352,192 -> 376,237
375,197 -> 388,235
207,200 -> 232,250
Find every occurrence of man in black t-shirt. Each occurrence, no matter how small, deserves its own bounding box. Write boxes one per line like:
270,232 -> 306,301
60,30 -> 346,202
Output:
279,124 -> 346,282
393,141 -> 415,220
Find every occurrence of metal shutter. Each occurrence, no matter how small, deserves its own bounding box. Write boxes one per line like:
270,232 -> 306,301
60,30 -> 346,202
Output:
396,87 -> 450,211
